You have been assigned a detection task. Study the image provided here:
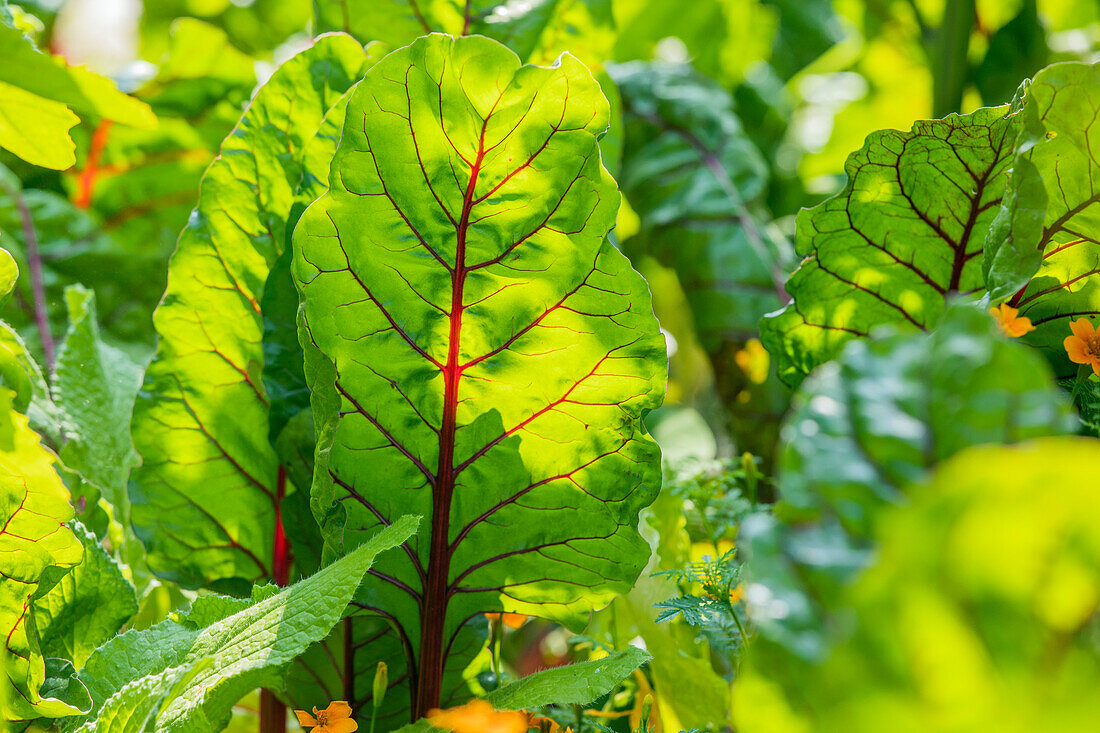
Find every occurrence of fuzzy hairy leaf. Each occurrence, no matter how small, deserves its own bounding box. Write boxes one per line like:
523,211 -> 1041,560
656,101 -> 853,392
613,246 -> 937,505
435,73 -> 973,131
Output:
54,286 -> 142,513
130,34 -> 372,593
32,521 -> 138,668
294,33 -> 665,719
762,105 -> 1018,386
0,406 -> 85,724
69,517 -> 418,733
742,305 -> 1076,662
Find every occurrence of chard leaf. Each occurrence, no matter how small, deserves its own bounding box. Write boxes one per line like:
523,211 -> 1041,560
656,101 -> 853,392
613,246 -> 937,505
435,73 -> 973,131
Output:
32,521 -> 138,668
0,404 -> 85,724
761,105 -> 1018,386
69,516 -> 419,733
294,33 -> 666,720
130,34 -> 372,593
742,305 -> 1076,662
986,62 -> 1100,377
54,286 -> 142,514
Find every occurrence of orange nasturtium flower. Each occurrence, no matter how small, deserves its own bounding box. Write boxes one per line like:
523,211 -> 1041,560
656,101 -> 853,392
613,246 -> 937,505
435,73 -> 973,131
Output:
1064,318 -> 1100,375
989,303 -> 1036,337
427,699 -> 527,733
294,701 -> 358,733
485,612 -> 528,629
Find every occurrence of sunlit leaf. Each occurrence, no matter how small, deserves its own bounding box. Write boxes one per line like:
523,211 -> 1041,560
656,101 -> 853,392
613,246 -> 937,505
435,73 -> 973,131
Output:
130,33 -> 372,593
294,33 -> 666,720
32,521 -> 138,669
985,62 -> 1100,378
0,403 -> 85,724
53,286 -> 142,513
762,105 -> 1018,386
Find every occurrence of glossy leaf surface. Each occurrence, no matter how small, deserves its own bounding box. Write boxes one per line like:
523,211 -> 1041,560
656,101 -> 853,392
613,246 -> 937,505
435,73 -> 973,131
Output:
294,33 -> 665,717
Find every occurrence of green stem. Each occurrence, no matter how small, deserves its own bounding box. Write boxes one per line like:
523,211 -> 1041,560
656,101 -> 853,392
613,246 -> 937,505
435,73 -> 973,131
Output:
1069,363 -> 1091,405
491,617 -> 502,684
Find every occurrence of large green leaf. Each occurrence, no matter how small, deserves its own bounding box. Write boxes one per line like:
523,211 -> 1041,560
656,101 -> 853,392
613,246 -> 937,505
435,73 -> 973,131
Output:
294,33 -> 666,720
735,438 -> 1100,732
0,404 -> 85,724
53,286 -> 142,513
130,33 -> 372,594
985,62 -> 1100,378
761,105 -> 1018,386
742,305 -> 1075,662
67,517 -> 418,733
32,521 -> 138,669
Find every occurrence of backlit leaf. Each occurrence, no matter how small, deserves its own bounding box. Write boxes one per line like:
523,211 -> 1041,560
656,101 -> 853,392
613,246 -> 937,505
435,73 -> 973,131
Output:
130,33 -> 372,594
762,105 -> 1018,386
0,403 -> 85,724
294,33 -> 666,720
736,439 -> 1100,732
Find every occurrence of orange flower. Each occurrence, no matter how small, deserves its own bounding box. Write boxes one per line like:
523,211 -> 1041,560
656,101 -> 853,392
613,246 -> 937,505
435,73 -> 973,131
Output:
426,699 -> 527,733
295,701 -> 358,733
990,303 -> 1035,337
1064,318 -> 1100,375
485,612 -> 528,629
524,711 -> 567,732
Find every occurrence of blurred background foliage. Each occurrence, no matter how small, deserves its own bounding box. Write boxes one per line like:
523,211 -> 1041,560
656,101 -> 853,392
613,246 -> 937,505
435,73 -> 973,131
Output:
3,1 -> 1100,731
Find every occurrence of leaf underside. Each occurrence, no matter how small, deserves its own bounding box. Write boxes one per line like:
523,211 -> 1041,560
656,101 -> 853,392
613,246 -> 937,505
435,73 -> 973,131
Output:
294,33 -> 665,719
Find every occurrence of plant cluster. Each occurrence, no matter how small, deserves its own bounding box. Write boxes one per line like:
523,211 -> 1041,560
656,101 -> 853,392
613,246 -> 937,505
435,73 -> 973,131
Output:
1,2 -> 1099,732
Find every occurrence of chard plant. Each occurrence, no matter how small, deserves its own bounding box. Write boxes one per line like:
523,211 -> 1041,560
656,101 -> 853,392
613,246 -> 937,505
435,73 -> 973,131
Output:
2,2 -> 1100,732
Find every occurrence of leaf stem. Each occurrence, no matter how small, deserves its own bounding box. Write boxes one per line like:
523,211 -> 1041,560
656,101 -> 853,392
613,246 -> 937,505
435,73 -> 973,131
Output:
260,467 -> 290,733
1,178 -> 55,368
1069,363 -> 1091,405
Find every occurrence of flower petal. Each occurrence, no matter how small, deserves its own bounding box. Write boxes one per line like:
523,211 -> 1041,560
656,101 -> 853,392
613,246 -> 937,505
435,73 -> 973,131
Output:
325,719 -> 359,733
324,701 -> 354,720
295,710 -> 318,727
1066,336 -> 1090,363
1007,316 -> 1036,337
1070,318 -> 1095,341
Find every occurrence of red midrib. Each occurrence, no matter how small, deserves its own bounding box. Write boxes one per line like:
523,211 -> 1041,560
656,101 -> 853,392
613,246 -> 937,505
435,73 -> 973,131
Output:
414,126 -> 487,717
